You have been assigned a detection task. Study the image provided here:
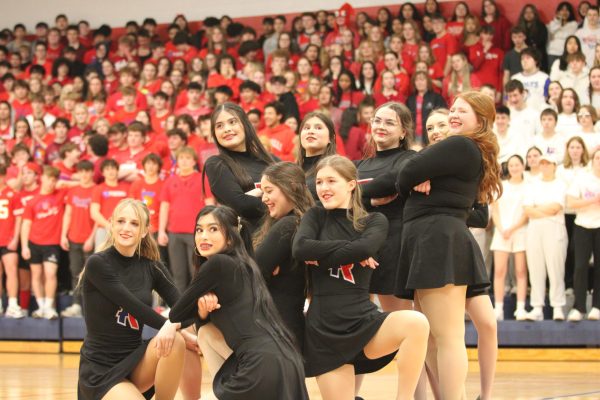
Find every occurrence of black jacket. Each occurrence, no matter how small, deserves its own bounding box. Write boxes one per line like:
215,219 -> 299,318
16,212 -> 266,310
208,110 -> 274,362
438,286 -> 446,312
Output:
406,91 -> 447,146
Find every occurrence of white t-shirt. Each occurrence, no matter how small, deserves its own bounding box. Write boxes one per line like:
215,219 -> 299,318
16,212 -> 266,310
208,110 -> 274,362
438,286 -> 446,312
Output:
556,113 -> 580,137
558,69 -> 590,104
533,132 -> 567,164
509,106 -> 542,142
495,126 -> 529,163
557,164 -> 588,214
513,71 -> 550,111
496,180 -> 527,229
567,170 -> 600,228
523,178 -> 567,224
576,25 -> 600,67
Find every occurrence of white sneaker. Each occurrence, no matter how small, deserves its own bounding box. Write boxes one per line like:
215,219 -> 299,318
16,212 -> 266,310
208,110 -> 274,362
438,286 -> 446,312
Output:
60,304 -> 82,318
494,308 -> 504,321
567,309 -> 583,322
553,307 -> 565,321
514,309 -> 528,321
31,308 -> 44,318
5,304 -> 26,319
587,307 -> 600,321
44,308 -> 58,320
526,308 -> 544,321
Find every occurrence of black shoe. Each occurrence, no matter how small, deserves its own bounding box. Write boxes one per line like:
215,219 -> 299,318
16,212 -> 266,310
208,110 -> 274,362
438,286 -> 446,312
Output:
355,397 -> 365,400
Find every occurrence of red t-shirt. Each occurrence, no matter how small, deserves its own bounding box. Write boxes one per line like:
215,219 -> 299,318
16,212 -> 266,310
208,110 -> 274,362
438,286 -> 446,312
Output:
160,172 -> 206,234
91,182 -> 130,219
430,33 -> 458,71
11,99 -> 32,119
469,43 -> 505,91
23,190 -> 67,245
258,124 -> 297,162
0,186 -> 19,246
66,185 -> 95,243
106,91 -> 148,114
150,110 -> 171,136
113,147 -> 150,178
401,43 -> 419,76
206,74 -> 243,100
54,160 -> 77,181
129,178 -> 164,233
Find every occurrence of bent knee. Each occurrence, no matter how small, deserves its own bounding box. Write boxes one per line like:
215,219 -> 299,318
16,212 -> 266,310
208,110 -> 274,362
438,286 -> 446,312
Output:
392,310 -> 430,337
171,332 -> 186,354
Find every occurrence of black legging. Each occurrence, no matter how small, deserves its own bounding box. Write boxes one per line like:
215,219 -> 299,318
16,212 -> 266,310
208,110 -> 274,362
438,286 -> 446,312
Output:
573,225 -> 600,313
565,214 -> 576,289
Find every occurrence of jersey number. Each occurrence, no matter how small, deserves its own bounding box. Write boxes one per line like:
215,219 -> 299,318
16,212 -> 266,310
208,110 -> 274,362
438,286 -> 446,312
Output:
0,199 -> 8,219
329,264 -> 356,284
115,307 -> 140,330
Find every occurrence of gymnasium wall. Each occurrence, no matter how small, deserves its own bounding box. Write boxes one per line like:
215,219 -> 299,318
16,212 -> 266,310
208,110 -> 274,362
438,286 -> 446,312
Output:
2,0 -> 565,34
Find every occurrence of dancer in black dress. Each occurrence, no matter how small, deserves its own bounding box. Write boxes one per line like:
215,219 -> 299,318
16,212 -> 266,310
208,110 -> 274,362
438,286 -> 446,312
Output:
297,112 -> 339,200
292,155 -> 429,400
395,91 -> 502,399
78,199 -> 194,400
169,205 -> 308,400
355,102 -> 415,311
203,103 -> 275,230
412,107 -> 498,400
253,162 -> 315,348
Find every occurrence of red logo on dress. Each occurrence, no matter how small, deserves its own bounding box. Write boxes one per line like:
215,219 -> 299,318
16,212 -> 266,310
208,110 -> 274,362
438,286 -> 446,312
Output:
329,263 -> 356,284
115,307 -> 140,330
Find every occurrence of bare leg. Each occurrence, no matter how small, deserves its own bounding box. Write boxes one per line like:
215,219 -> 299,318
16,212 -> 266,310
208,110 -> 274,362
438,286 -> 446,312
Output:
514,252 -> 528,303
179,347 -> 202,400
414,295 -> 441,400
130,332 -> 186,399
43,261 -> 58,306
416,285 -> 468,400
354,374 -> 365,397
316,364 -> 356,400
466,295 -> 497,400
377,295 -> 413,312
2,253 -> 19,298
103,380 -> 146,400
197,323 -> 233,377
364,310 -> 429,400
30,263 -> 44,301
493,251 -> 509,308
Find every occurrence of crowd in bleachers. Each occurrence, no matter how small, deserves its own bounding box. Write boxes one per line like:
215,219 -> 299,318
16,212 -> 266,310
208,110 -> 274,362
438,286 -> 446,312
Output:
0,0 -> 599,323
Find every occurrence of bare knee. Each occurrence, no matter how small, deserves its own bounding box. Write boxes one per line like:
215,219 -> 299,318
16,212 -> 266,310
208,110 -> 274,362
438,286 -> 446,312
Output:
475,315 -> 497,338
395,310 -> 430,338
170,332 -> 186,357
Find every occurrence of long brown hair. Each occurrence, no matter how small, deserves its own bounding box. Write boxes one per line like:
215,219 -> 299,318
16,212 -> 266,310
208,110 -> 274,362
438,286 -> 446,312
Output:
297,112 -> 338,174
253,162 -> 315,247
563,136 -> 590,168
454,91 -> 502,203
315,155 -> 369,231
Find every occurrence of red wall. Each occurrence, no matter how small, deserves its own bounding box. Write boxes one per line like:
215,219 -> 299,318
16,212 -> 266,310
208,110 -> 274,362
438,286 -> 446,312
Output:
101,0 -> 568,41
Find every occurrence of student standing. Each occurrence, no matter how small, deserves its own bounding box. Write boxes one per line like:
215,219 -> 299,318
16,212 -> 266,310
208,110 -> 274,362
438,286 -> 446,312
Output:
60,160 -> 97,318
566,149 -> 600,321
523,154 -> 568,321
395,91 -> 502,398
21,166 -> 66,319
293,155 -> 429,400
356,102 -> 415,311
203,103 -> 275,230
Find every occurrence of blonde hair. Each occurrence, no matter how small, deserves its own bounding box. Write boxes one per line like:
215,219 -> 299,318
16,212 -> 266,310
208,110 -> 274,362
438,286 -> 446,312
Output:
98,199 -> 161,261
449,53 -> 473,99
315,155 -> 369,231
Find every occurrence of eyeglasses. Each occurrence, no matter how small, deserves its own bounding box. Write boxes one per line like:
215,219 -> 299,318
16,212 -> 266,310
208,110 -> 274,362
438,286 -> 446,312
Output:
577,113 -> 592,118
371,117 -> 399,128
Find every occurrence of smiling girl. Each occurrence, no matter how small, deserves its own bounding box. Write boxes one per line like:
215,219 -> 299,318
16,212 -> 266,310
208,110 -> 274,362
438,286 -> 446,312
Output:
169,205 -> 308,399
293,155 -> 429,400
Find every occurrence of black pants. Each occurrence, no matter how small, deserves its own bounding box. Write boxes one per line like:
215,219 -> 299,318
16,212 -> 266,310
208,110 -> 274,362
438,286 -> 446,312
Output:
565,214 -> 576,289
69,241 -> 92,305
573,225 -> 600,312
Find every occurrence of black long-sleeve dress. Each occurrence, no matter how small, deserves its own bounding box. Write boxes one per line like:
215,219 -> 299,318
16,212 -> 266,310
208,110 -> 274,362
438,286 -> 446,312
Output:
300,155 -> 323,201
78,247 -> 180,400
394,135 -> 490,299
204,151 -> 270,229
169,253 -> 308,400
292,207 -> 396,377
356,147 -> 415,294
254,214 -> 306,349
